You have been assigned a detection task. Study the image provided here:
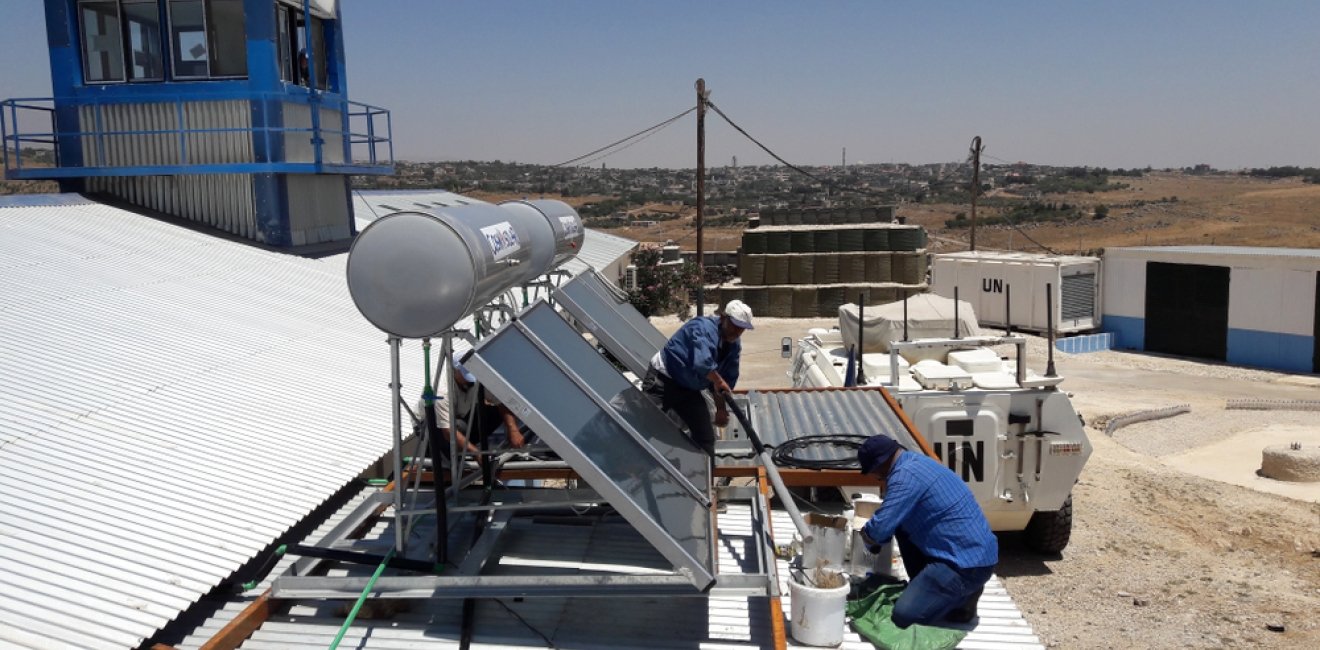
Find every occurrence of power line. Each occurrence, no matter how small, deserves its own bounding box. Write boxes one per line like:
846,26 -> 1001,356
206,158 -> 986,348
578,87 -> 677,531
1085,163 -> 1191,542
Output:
551,106 -> 697,167
705,100 -> 892,200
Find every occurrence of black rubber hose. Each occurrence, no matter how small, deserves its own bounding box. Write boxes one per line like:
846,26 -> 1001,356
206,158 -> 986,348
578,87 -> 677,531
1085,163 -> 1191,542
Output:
770,434 -> 870,470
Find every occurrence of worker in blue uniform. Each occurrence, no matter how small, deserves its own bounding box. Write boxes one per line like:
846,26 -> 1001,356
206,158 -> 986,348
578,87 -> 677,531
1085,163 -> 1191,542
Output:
642,300 -> 754,455
857,435 -> 999,627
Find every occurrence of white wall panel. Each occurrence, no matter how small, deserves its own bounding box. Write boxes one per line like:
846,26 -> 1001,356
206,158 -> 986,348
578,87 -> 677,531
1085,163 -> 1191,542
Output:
1229,267 -> 1316,336
1100,257 -> 1147,318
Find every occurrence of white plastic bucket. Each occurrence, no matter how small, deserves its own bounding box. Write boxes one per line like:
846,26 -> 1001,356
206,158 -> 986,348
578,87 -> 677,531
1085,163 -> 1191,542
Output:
789,570 -> 851,647
802,513 -> 847,570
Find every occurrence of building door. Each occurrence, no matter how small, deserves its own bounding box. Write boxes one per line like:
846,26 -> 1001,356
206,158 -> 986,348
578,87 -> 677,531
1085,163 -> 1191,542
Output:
1144,262 -> 1229,360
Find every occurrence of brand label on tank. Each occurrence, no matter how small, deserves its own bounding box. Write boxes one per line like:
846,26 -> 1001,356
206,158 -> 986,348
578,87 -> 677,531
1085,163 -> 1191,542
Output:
558,216 -> 581,239
481,222 -> 521,260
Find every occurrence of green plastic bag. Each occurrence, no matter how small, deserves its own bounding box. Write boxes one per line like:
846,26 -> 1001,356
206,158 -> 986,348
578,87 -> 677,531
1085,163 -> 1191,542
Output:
845,583 -> 968,650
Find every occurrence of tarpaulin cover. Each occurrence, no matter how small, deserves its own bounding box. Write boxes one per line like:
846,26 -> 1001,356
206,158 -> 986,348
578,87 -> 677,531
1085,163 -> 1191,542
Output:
846,583 -> 967,650
839,294 -> 980,354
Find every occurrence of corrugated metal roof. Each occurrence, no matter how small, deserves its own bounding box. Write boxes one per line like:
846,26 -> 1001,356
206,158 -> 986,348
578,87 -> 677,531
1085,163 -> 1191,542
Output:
173,495 -> 1040,649
719,389 -> 917,468
562,228 -> 637,277
0,201 -> 427,649
0,193 -> 97,208
1107,245 -> 1320,259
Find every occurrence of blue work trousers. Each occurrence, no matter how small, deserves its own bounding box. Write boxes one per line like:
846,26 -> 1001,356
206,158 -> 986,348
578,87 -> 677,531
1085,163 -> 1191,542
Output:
891,532 -> 994,628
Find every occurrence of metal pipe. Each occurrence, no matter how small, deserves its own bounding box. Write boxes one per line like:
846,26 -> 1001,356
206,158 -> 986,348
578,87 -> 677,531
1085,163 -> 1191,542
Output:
953,286 -> 961,339
1046,283 -> 1057,377
856,292 -> 866,384
1004,284 -> 1012,336
721,390 -> 813,544
389,337 -> 405,555
902,291 -> 909,341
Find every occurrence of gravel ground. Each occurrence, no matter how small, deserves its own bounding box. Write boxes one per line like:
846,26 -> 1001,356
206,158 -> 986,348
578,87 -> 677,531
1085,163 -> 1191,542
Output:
656,315 -> 1320,648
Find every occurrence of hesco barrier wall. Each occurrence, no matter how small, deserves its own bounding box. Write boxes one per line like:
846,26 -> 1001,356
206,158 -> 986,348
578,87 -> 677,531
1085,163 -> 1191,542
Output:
722,221 -> 930,317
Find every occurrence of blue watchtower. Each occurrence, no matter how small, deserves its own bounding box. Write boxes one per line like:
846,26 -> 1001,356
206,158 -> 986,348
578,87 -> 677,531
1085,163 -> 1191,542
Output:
2,0 -> 393,248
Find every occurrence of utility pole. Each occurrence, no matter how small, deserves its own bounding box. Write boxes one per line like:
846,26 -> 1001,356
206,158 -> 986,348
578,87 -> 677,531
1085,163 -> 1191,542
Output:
969,136 -> 983,251
695,78 -> 709,317
842,147 -> 846,168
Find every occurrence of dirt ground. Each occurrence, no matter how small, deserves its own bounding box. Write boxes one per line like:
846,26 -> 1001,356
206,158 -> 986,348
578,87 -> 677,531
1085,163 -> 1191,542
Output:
608,172 -> 1320,256
656,314 -> 1320,649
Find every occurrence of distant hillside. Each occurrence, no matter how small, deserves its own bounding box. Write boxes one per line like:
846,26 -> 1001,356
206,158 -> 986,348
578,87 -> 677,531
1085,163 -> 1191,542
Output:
0,148 -> 58,195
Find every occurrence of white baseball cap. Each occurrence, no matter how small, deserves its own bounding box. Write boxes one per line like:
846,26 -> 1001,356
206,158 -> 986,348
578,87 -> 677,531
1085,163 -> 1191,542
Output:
723,299 -> 755,330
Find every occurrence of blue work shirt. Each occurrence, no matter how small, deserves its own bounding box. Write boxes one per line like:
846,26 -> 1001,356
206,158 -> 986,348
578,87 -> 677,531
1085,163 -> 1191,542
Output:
659,316 -> 741,391
862,451 -> 998,570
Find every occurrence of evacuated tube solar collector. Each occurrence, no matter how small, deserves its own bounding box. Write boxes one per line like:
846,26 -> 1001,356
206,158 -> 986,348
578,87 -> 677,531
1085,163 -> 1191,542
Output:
346,200 -> 584,338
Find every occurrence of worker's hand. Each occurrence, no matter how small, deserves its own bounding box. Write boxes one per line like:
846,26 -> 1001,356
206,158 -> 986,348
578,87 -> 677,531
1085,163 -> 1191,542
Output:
509,430 -> 527,449
714,407 -> 730,427
707,371 -> 732,396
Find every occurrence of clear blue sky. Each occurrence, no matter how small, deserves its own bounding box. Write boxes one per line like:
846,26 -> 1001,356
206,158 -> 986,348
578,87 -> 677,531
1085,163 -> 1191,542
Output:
3,1 -> 1318,169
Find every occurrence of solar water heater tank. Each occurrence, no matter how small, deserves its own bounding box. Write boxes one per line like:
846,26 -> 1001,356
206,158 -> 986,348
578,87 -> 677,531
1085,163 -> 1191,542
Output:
346,200 -> 584,338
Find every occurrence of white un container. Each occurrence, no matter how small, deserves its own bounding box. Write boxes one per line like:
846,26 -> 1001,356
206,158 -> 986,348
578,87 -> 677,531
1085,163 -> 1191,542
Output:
931,250 -> 1101,335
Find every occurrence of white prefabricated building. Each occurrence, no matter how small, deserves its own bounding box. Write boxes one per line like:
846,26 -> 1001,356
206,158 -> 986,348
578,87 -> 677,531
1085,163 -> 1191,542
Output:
1101,246 -> 1320,373
931,251 -> 1101,334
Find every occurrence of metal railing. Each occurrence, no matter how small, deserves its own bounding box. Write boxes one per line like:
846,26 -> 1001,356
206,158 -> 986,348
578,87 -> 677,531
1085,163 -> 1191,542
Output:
2,90 -> 393,179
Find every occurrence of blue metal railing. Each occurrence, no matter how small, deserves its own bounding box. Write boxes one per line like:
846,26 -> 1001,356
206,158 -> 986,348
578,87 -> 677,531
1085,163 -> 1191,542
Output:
1,91 -> 394,179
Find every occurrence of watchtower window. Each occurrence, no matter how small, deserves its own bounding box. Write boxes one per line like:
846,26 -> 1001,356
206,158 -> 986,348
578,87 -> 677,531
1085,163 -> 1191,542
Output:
277,3 -> 329,90
168,0 -> 247,79
123,0 -> 164,81
79,1 -> 126,82
79,0 -> 245,83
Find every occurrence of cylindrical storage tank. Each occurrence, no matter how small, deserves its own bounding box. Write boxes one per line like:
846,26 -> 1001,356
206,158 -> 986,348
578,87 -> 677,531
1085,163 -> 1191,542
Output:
877,205 -> 896,222
765,231 -> 792,254
839,254 -> 866,283
859,206 -> 878,222
814,229 -> 838,253
844,208 -> 862,223
767,286 -> 795,317
741,286 -> 769,318
785,209 -> 803,226
764,256 -> 790,285
498,199 -> 585,268
742,230 -> 766,254
740,254 -> 766,285
788,255 -> 816,284
837,229 -> 865,252
347,203 -> 575,338
747,215 -> 761,229
790,229 -> 815,253
814,254 -> 840,284
817,286 -> 845,317
792,287 -> 819,317
865,253 -> 892,283
863,228 -> 889,251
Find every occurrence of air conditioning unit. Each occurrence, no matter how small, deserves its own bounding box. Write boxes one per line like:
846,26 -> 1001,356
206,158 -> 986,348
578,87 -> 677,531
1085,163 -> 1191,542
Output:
624,265 -> 639,291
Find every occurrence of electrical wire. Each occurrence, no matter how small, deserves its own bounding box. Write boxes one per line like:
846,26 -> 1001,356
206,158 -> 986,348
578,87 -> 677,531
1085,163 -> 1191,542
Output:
552,106 -> 697,168
769,434 -> 870,470
705,101 -> 892,201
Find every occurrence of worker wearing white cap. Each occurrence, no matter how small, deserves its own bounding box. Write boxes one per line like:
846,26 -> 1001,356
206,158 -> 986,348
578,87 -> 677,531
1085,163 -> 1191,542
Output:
643,300 -> 754,455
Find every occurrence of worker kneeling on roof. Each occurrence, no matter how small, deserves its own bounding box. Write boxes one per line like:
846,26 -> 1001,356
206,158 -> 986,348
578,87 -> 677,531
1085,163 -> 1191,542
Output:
642,300 -> 753,456
857,435 -> 999,627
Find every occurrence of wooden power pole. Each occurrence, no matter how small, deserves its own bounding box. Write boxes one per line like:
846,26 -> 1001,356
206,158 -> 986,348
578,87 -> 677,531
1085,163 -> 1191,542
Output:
695,78 -> 708,316
969,135 -> 983,251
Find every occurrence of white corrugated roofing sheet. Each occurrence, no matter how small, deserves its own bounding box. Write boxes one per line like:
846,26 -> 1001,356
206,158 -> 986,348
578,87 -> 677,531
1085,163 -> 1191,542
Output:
171,496 -> 1040,649
0,198 -> 428,648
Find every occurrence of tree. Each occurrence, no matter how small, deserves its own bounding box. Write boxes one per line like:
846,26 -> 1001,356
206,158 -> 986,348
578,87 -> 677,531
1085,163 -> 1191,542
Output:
627,246 -> 702,318
1093,204 -> 1109,220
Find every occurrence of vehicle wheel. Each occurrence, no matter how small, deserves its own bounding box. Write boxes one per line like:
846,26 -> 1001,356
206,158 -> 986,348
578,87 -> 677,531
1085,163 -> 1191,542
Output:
1025,494 -> 1073,554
